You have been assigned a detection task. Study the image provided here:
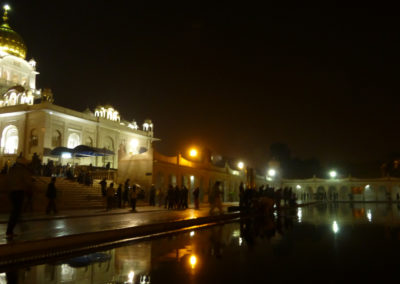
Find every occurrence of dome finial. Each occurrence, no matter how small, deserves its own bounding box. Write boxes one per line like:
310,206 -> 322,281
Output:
3,4 -> 10,22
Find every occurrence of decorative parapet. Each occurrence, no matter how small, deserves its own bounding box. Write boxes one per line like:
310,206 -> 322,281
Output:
94,106 -> 120,122
0,86 -> 34,107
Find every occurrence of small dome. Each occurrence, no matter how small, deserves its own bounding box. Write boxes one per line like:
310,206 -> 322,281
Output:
0,9 -> 27,59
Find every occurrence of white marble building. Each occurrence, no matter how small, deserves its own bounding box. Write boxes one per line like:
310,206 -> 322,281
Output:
0,6 -> 155,169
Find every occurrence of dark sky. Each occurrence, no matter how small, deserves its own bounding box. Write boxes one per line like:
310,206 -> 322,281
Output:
6,1 -> 400,170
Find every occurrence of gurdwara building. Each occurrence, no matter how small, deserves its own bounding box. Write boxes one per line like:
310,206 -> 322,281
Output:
0,6 -> 156,170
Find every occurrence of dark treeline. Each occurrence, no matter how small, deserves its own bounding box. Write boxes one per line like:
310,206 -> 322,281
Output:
269,143 -> 322,179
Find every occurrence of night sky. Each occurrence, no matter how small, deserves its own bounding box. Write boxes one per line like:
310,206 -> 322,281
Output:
5,1 -> 400,172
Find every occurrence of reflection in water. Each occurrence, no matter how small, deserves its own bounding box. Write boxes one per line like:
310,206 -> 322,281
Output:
189,255 -> 197,269
367,209 -> 372,222
6,204 -> 400,283
332,220 -> 339,234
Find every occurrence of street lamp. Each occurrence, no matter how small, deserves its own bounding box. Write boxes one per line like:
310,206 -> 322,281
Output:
189,148 -> 198,158
329,170 -> 337,178
268,169 -> 276,177
237,161 -> 244,170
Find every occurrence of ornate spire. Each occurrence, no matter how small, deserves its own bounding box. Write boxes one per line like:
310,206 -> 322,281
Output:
3,4 -> 10,23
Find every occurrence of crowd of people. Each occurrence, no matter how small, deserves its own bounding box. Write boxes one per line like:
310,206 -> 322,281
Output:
239,182 -> 298,213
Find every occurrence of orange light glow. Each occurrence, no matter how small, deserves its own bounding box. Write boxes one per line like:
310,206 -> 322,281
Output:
189,148 -> 198,157
189,255 -> 197,269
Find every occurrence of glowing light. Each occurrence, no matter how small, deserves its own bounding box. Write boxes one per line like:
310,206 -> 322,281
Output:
238,161 -> 244,170
296,184 -> 301,189
268,169 -> 276,177
239,237 -> 243,246
332,221 -> 339,234
3,4 -> 10,11
61,153 -> 72,159
367,209 -> 372,222
329,170 -> 337,178
190,175 -> 194,182
189,255 -> 197,269
189,148 -> 198,157
190,231 -> 195,237
365,184 -> 370,190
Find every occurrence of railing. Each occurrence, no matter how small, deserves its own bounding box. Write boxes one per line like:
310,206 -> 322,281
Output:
89,169 -> 117,181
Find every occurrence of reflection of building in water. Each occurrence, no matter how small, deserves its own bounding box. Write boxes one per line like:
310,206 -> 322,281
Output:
114,242 -> 152,282
8,251 -> 115,283
4,242 -> 152,284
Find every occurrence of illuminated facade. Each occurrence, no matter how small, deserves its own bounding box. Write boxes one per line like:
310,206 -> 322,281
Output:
0,6 -> 155,168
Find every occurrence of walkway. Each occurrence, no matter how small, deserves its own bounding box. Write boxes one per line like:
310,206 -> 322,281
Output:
0,203 -> 238,244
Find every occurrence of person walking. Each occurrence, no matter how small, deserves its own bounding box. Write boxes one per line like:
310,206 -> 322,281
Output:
116,184 -> 122,208
167,185 -> 174,209
239,182 -> 245,208
193,186 -> 200,210
106,182 -> 115,211
100,178 -> 107,197
6,157 -> 33,239
149,184 -> 156,206
182,186 -> 189,209
131,185 -> 137,212
210,181 -> 223,215
123,179 -> 130,208
46,177 -> 58,215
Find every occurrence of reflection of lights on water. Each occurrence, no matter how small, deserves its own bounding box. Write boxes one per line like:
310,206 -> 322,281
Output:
128,271 -> 135,283
190,231 -> 195,237
140,275 -> 151,284
232,229 -> 240,237
332,221 -> 339,234
297,208 -> 302,223
189,255 -> 197,269
0,273 -> 6,281
367,210 -> 372,222
239,237 -> 243,246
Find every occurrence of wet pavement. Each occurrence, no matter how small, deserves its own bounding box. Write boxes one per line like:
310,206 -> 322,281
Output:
3,202 -> 400,283
0,203 -> 238,244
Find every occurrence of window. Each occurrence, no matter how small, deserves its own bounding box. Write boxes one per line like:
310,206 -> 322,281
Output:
1,125 -> 18,154
85,136 -> 93,147
30,129 -> 38,146
52,130 -> 62,147
67,133 -> 80,149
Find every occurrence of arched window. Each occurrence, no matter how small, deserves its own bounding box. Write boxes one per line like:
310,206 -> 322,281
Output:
30,128 -> 38,147
103,136 -> 114,151
67,133 -> 80,149
1,125 -> 19,154
52,130 -> 62,147
85,137 -> 93,147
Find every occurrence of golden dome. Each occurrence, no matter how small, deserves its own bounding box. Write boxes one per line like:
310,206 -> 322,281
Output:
0,7 -> 27,59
